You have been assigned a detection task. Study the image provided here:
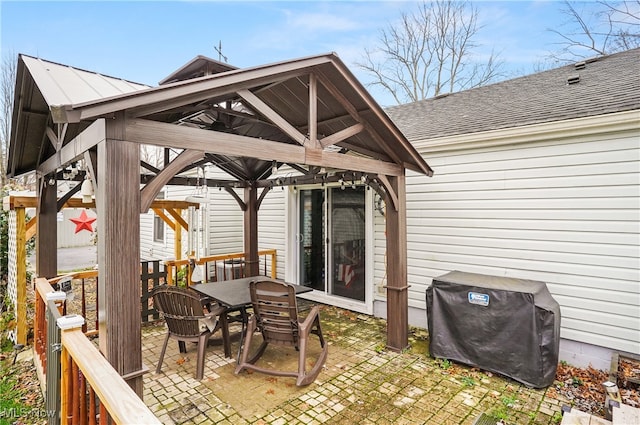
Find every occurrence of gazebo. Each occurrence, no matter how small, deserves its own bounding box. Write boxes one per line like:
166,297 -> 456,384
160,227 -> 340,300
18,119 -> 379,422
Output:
7,52 -> 433,396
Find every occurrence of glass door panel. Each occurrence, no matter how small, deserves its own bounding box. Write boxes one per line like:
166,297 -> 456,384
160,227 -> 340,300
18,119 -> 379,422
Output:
299,189 -> 325,291
329,186 -> 366,301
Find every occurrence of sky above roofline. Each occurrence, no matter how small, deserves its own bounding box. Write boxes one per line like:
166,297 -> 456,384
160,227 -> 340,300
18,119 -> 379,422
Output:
1,1 -> 600,107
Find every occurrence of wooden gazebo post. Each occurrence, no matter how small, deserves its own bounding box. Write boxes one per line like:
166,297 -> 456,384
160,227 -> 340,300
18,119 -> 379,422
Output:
244,184 -> 259,277
97,115 -> 144,396
36,175 -> 58,278
383,174 -> 409,352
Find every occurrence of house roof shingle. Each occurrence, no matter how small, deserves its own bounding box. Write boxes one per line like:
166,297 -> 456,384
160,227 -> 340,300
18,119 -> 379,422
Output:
386,48 -> 640,141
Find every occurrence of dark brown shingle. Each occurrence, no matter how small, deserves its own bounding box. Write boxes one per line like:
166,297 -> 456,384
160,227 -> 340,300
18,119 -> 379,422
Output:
386,48 -> 640,141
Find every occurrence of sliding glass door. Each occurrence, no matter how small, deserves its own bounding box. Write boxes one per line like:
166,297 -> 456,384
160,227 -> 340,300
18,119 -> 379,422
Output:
299,186 -> 367,303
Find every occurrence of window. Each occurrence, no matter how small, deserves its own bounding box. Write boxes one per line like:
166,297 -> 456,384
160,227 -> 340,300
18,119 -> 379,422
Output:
153,192 -> 165,242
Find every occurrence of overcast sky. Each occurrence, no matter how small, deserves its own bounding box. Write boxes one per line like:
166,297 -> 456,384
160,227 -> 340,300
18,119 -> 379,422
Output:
1,1 -> 585,106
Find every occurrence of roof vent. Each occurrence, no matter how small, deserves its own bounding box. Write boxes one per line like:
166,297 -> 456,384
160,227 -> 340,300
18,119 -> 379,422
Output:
567,74 -> 581,85
574,61 -> 586,70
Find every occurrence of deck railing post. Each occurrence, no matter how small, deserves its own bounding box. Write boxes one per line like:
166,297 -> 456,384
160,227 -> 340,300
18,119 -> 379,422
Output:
46,299 -> 63,425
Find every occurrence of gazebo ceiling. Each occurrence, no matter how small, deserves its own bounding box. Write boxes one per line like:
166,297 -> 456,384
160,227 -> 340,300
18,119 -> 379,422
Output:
8,52 -> 432,187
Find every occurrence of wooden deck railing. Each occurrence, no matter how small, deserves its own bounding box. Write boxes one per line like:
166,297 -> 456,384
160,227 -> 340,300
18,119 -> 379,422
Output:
34,277 -> 160,425
34,277 -> 64,421
49,271 -> 100,335
164,249 -> 277,287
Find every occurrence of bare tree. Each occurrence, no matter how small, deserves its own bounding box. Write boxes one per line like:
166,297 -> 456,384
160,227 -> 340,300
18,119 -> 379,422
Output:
357,0 -> 505,104
140,144 -> 165,169
1,52 -> 17,188
547,1 -> 640,63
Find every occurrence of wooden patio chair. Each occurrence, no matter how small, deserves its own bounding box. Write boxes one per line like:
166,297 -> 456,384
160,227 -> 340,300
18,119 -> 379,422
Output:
234,279 -> 328,386
152,285 -> 231,380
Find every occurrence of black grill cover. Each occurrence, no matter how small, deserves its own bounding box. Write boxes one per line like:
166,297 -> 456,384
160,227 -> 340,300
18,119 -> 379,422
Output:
426,271 -> 561,388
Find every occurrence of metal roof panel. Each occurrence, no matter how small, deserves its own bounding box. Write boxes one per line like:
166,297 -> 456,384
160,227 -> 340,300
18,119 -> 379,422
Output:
21,55 -> 149,106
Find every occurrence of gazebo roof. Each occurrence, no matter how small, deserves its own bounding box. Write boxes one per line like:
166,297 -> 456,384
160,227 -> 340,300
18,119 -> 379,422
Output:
8,52 -> 432,186
8,55 -> 150,178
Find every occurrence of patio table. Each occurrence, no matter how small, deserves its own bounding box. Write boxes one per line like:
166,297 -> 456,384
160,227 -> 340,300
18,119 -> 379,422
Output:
191,276 -> 313,363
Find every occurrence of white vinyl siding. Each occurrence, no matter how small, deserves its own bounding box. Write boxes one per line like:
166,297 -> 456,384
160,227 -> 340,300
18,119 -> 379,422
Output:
58,208 -> 96,248
258,189 -> 287,278
386,129 -> 639,355
140,209 -> 164,260
207,188 -> 244,255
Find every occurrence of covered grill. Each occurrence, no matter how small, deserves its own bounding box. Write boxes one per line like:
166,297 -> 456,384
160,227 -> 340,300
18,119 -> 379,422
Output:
426,271 -> 561,388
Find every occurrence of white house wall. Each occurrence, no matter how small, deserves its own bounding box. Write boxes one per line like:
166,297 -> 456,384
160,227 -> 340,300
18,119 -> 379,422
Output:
58,208 -> 96,248
386,125 -> 639,361
258,188 -> 287,278
207,189 -> 244,255
140,207 -> 163,261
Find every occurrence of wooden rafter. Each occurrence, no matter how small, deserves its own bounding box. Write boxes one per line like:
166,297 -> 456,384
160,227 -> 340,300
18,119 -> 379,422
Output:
45,127 -> 58,150
84,149 -> 98,193
320,123 -> 364,148
314,70 -> 405,167
237,88 -> 307,146
38,119 -> 106,177
308,73 -> 319,148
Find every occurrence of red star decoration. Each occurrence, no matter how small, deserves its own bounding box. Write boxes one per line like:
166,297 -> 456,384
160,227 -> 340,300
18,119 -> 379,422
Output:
70,210 -> 96,234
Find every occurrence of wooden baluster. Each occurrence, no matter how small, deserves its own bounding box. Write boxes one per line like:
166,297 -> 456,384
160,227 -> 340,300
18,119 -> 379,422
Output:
88,387 -> 97,425
81,278 -> 87,334
35,291 -> 45,368
95,277 -> 99,331
99,403 -> 108,425
61,348 -> 72,425
271,250 -> 277,279
79,370 -> 87,425
71,360 -> 80,425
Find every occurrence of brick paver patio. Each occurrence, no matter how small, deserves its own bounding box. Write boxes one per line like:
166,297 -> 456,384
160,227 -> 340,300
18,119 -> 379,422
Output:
142,305 -> 565,425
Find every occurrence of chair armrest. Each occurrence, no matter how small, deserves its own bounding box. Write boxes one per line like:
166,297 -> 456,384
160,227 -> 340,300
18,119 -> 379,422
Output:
298,305 -> 320,335
199,312 -> 219,332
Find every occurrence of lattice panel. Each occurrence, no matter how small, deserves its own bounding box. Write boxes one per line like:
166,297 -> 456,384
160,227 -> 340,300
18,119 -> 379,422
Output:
7,210 -> 17,343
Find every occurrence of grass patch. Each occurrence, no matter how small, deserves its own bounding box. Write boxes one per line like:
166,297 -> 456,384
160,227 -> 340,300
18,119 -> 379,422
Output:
0,348 -> 45,424
0,362 -> 30,424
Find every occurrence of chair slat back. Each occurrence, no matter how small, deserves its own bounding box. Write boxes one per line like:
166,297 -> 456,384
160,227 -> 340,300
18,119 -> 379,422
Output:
250,280 -> 299,346
152,286 -> 205,337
